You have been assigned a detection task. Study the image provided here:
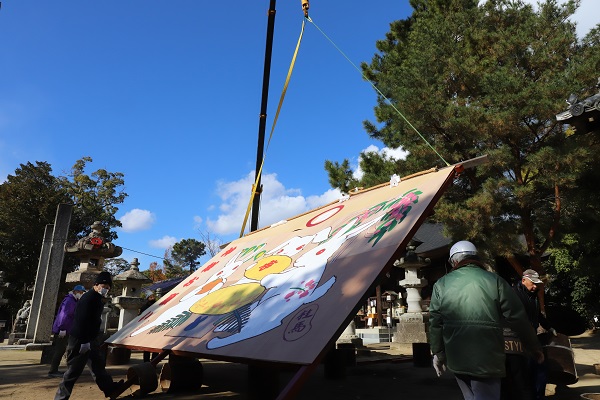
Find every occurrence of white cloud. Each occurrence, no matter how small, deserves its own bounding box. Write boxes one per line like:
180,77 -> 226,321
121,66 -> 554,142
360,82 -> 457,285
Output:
353,145 -> 409,180
205,172 -> 343,236
306,188 -> 344,209
119,209 -> 156,232
484,0 -> 598,38
381,147 -> 410,161
149,235 -> 178,249
572,0 -> 600,38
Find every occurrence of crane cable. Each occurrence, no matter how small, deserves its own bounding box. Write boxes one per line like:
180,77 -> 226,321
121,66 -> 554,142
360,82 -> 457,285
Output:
304,15 -> 450,167
240,1 -> 450,238
239,17 -> 307,238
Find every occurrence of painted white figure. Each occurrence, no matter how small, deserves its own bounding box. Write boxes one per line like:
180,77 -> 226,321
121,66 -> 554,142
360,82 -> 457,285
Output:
206,213 -> 384,349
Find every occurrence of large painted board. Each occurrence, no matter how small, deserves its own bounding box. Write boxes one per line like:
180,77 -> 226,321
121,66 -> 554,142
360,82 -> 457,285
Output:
107,167 -> 456,365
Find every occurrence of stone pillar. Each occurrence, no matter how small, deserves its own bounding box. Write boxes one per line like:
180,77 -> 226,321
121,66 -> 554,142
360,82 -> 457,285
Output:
32,204 -> 73,343
25,224 -> 53,340
0,271 -> 8,342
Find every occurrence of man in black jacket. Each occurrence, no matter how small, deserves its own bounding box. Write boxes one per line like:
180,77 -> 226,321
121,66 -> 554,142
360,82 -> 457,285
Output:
514,269 -> 557,400
55,271 -> 124,400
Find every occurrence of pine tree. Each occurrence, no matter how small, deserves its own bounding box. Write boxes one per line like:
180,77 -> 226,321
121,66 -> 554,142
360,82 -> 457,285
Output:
327,0 -> 600,274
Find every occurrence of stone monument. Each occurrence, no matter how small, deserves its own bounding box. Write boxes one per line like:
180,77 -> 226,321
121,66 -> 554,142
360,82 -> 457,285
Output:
8,299 -> 31,344
25,204 -> 72,345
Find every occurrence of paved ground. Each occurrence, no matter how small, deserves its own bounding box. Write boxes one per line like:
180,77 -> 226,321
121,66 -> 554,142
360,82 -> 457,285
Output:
1,330 -> 599,400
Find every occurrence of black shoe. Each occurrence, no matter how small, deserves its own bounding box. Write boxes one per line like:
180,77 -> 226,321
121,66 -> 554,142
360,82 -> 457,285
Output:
105,379 -> 127,399
47,371 -> 64,378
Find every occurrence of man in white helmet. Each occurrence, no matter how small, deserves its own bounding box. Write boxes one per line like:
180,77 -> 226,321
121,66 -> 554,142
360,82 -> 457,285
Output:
429,241 -> 544,400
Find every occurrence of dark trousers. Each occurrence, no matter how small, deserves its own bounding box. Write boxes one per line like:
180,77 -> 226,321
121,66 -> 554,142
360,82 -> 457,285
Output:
49,334 -> 69,373
54,337 -> 116,400
530,358 -> 548,400
502,353 -> 533,400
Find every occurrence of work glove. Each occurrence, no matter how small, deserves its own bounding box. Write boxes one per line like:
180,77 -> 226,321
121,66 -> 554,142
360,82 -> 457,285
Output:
549,328 -> 558,336
79,342 -> 91,354
58,330 -> 66,338
433,353 -> 447,377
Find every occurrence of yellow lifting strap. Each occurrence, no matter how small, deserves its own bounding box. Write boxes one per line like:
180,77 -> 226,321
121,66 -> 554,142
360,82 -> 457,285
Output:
239,18 -> 307,238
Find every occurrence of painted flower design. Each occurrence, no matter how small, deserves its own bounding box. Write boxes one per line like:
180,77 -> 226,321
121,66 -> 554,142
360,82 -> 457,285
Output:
368,189 -> 422,246
284,280 -> 317,302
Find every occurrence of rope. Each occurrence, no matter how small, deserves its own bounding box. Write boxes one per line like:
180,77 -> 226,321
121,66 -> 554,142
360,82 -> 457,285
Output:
239,18 -> 307,237
305,16 -> 450,167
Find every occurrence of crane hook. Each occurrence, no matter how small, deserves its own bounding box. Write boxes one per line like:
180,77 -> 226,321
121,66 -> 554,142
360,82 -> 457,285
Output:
301,0 -> 309,18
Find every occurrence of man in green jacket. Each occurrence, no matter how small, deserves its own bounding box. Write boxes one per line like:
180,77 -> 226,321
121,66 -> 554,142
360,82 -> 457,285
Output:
429,241 -> 543,400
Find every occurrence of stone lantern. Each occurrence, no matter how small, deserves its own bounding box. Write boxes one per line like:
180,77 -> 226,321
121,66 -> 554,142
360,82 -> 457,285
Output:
65,221 -> 123,288
112,258 -> 151,330
396,240 -> 429,314
394,239 -> 432,367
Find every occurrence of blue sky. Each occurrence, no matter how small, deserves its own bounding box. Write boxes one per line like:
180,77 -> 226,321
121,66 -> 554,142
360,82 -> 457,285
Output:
1,1 -> 597,272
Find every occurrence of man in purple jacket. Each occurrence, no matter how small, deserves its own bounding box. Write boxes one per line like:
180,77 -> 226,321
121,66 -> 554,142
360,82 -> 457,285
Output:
48,285 -> 86,378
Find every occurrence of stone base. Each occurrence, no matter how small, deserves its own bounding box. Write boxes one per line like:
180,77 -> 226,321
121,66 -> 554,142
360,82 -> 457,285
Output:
336,335 -> 363,347
394,312 -> 429,344
24,341 -> 51,354
7,332 -> 25,345
17,338 -> 34,345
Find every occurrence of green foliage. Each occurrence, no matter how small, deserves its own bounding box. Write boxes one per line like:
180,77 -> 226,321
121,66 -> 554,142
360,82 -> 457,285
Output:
325,0 -> 600,318
103,257 -> 131,276
544,233 -> 600,320
326,0 -> 599,267
171,238 -> 206,274
163,248 -> 187,279
0,157 -> 127,318
0,162 -> 70,316
58,156 -> 127,245
324,160 -> 359,194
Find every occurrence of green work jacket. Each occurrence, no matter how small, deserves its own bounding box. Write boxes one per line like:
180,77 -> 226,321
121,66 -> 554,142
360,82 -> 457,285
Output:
429,263 -> 540,378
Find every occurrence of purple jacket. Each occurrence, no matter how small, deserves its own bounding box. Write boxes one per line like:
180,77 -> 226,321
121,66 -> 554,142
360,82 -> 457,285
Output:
52,293 -> 78,334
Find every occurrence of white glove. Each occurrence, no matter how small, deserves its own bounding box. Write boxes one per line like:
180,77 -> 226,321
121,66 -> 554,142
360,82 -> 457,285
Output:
433,353 -> 447,377
58,330 -> 66,338
79,342 -> 91,354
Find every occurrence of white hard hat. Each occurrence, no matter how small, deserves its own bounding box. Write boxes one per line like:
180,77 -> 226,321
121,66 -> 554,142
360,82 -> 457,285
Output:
449,241 -> 477,259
